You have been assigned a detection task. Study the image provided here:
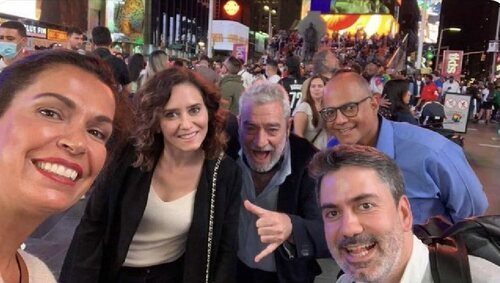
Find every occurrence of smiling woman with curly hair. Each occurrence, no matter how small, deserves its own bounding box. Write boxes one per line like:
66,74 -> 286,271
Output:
61,67 -> 242,283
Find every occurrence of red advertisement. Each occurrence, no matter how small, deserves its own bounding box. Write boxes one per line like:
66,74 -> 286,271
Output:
441,50 -> 463,80
232,44 -> 247,64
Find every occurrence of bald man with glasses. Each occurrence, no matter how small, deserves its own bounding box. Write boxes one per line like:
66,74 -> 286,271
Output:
321,71 -> 488,225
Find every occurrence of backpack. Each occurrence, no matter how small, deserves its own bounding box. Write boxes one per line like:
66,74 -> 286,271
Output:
413,215 -> 500,283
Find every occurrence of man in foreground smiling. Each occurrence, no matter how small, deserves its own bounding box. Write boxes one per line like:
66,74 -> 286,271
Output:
309,144 -> 500,282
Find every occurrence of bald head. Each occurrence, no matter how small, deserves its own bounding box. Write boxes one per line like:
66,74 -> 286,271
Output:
322,71 -> 380,146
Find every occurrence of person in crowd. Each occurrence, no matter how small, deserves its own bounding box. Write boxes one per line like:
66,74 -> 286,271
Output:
441,75 -> 461,97
0,50 -> 121,282
433,72 -> 445,96
382,79 -> 418,125
219,56 -> 245,115
127,53 -> 146,96
265,59 -> 281,83
475,82 -> 495,124
416,74 -> 439,108
301,48 -> 339,97
492,81 -> 500,123
0,20 -> 27,71
321,71 -> 488,224
60,67 -> 242,283
139,50 -> 169,87
91,26 -> 130,91
233,83 -> 328,283
194,55 -> 219,84
66,27 -> 84,52
310,144 -> 500,283
293,75 -> 328,149
280,55 -> 305,113
239,60 -> 255,89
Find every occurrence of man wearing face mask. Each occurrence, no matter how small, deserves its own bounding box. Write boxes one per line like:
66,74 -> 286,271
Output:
0,21 -> 27,71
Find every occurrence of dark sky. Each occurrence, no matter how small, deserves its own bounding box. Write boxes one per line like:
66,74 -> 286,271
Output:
440,0 -> 499,76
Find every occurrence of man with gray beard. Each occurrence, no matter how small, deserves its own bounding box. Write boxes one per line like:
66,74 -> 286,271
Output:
233,82 -> 328,283
310,144 -> 500,283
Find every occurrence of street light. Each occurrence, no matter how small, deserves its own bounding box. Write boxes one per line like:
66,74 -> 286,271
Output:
263,5 -> 277,38
435,27 -> 461,71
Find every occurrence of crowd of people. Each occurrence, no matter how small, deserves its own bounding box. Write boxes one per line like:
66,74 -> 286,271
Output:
0,18 -> 499,283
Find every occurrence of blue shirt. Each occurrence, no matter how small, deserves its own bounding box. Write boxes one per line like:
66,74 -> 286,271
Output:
328,117 -> 488,224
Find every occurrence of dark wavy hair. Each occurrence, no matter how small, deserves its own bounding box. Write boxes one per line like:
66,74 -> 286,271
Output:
132,67 -> 227,171
382,79 -> 411,117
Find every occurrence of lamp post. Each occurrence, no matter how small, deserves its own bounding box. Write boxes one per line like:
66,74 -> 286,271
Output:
263,5 -> 277,38
435,27 -> 461,72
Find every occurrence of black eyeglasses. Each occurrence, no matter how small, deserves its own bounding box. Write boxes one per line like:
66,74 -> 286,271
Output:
319,96 -> 373,122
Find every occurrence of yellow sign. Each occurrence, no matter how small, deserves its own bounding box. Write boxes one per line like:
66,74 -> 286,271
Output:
224,1 -> 240,16
47,29 -> 68,41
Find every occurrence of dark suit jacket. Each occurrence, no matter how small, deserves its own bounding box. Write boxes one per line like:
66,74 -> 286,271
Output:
231,134 -> 330,283
60,145 -> 242,283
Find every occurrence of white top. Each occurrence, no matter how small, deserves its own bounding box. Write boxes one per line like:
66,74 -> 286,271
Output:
123,187 -> 196,267
482,88 -> 491,102
442,80 -> 461,95
0,58 -> 7,73
337,235 -> 500,283
293,101 -> 328,150
267,74 -> 281,84
0,250 -> 56,283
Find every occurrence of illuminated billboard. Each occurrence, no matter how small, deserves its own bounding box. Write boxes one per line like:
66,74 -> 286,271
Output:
310,0 -> 396,14
420,0 -> 442,43
106,0 -> 145,44
0,0 -> 38,20
322,14 -> 399,37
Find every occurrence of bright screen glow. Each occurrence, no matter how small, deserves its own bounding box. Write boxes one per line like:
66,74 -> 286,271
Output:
0,0 -> 38,20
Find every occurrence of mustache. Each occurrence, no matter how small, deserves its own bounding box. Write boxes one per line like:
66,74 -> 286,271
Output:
337,234 -> 376,249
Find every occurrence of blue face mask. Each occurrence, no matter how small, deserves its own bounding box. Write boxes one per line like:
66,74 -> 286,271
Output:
0,41 -> 19,59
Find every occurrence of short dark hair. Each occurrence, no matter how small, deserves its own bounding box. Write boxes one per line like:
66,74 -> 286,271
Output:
133,67 -> 227,171
67,27 -> 83,37
91,26 -> 112,46
199,55 -> 210,63
266,59 -> 278,71
0,21 -> 27,37
309,144 -> 405,204
224,56 -> 242,75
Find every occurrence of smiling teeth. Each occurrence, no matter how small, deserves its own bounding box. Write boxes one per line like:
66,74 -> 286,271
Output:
179,132 -> 196,139
345,244 -> 373,257
36,162 -> 78,181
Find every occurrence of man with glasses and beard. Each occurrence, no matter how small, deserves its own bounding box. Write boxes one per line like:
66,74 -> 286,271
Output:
233,83 -> 328,283
321,71 -> 487,225
310,144 -> 500,283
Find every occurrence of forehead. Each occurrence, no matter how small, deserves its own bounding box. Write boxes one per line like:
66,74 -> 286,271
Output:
69,33 -> 83,38
320,166 -> 392,205
0,27 -> 21,38
323,74 -> 370,106
240,101 -> 286,124
165,83 -> 203,106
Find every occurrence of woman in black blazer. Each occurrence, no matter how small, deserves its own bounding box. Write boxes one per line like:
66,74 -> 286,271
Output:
60,67 -> 242,283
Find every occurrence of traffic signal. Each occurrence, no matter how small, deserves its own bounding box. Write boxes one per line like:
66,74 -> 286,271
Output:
425,50 -> 434,60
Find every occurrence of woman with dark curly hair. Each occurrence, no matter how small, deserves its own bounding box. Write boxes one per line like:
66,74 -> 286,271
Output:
61,67 -> 242,283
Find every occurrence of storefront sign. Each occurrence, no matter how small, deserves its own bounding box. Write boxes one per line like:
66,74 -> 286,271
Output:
441,50 -> 463,81
47,29 -> 67,41
212,20 -> 248,51
25,24 -> 47,39
232,44 -> 247,63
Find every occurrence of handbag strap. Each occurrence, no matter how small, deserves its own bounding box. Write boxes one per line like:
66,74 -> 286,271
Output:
311,129 -> 323,144
205,152 -> 224,283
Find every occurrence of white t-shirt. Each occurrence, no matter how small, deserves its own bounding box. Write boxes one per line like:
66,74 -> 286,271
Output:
267,74 -> 281,84
293,101 -> 328,150
0,250 -> 57,283
123,187 -> 196,267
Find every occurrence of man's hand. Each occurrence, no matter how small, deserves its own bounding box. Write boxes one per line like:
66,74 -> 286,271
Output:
244,200 -> 293,262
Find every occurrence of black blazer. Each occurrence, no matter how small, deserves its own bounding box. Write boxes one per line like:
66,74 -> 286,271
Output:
60,144 -> 242,283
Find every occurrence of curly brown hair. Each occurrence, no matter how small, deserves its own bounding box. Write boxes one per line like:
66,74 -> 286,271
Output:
132,67 -> 227,171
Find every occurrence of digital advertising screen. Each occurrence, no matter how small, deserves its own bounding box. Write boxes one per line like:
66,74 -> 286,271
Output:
420,0 -> 442,44
310,0 -> 395,14
321,14 -> 399,37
